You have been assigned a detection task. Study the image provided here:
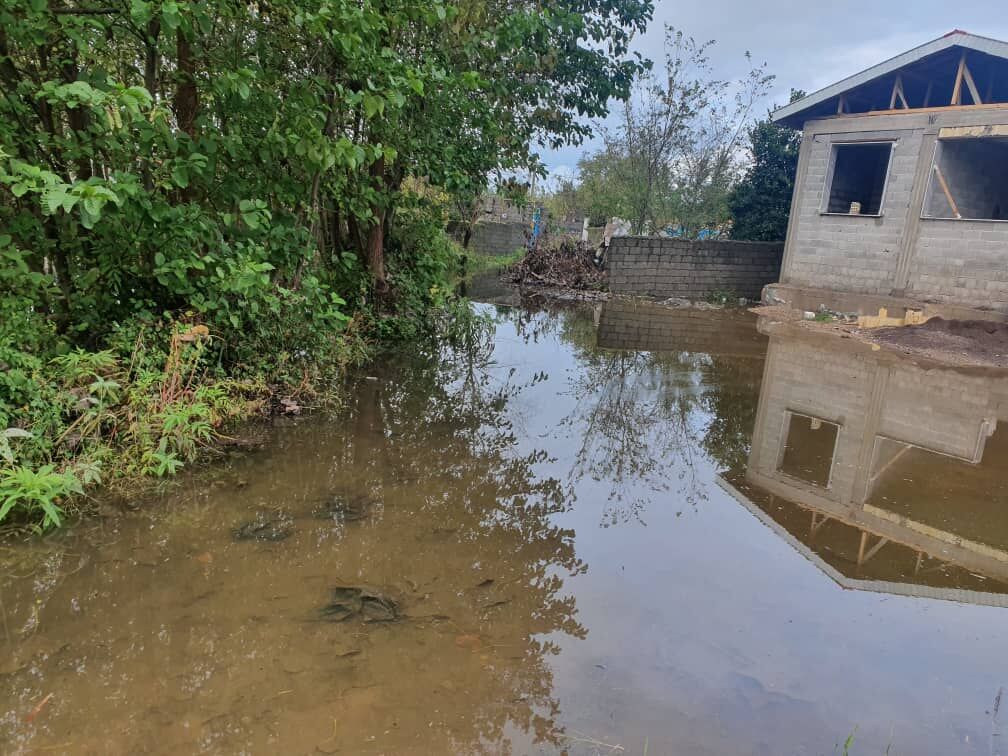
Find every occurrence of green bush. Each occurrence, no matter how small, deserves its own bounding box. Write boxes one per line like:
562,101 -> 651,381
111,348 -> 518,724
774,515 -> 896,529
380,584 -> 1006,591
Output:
0,463 -> 82,532
381,206 -> 465,342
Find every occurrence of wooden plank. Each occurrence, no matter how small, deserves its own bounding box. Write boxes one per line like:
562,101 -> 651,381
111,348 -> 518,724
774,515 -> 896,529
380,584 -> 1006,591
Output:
952,52 -> 967,105
810,512 -> 830,537
815,102 -> 1008,122
862,536 -> 889,564
890,75 -> 909,110
939,124 -> 1008,139
868,442 -> 913,487
933,164 -> 962,219
963,61 -> 983,104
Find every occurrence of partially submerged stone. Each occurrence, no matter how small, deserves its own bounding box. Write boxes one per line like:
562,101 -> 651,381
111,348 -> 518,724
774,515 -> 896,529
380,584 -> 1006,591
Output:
320,585 -> 399,623
311,492 -> 374,523
232,512 -> 294,542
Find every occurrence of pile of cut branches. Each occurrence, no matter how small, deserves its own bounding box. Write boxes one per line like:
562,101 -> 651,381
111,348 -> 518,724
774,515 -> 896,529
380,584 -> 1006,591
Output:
505,237 -> 606,290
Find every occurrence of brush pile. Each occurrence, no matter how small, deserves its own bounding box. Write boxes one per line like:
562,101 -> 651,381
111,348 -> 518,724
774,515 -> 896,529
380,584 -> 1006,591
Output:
505,237 -> 606,290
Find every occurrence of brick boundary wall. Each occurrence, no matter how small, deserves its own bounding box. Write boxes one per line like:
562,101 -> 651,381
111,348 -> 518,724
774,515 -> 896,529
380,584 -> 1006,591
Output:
607,237 -> 784,300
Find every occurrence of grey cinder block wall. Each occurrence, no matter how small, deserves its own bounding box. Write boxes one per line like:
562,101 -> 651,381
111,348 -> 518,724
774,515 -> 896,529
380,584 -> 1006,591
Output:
469,221 -> 527,256
607,237 -> 784,300
781,107 -> 1008,312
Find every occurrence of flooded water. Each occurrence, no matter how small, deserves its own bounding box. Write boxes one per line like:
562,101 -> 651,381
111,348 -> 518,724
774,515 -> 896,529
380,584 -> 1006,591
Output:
4,289 -> 1008,755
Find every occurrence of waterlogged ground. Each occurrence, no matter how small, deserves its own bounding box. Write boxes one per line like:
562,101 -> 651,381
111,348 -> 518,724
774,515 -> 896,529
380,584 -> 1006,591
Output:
4,291 -> 1008,755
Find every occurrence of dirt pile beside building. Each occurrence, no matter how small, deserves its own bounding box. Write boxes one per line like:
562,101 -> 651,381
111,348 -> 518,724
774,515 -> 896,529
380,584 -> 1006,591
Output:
751,305 -> 1008,369
870,318 -> 1008,368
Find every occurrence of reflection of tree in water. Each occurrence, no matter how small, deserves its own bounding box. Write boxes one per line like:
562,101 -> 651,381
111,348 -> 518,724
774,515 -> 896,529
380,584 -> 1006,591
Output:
699,356 -> 762,474
510,304 -> 762,526
565,349 -> 710,525
0,313 -> 586,755
1,304 -> 762,753
327,318 -> 587,752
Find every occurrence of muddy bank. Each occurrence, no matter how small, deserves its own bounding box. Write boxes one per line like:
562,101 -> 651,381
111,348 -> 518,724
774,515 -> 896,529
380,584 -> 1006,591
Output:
751,304 -> 1008,369
870,318 -> 1008,369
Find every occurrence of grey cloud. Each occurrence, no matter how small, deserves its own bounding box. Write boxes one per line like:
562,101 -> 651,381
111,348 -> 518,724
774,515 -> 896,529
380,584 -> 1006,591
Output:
541,0 -> 1008,173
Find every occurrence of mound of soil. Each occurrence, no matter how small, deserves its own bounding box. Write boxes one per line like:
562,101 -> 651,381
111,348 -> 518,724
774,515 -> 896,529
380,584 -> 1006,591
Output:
869,318 -> 1008,368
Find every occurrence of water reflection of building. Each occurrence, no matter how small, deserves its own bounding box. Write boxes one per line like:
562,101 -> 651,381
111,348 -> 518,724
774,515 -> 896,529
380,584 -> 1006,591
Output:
733,318 -> 1008,605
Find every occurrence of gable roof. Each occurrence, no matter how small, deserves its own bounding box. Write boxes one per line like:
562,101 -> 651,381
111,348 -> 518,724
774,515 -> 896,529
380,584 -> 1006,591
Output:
773,30 -> 1008,129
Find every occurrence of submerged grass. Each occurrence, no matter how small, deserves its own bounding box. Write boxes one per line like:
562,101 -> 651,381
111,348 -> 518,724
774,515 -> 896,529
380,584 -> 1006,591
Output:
459,247 -> 525,279
0,323 -> 360,534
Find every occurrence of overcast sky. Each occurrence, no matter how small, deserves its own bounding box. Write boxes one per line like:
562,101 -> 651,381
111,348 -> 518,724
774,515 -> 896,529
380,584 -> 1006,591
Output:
540,0 -> 1008,183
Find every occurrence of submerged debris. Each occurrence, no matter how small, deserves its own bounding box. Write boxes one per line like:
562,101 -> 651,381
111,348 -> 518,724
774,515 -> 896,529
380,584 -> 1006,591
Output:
232,512 -> 294,542
311,492 -> 375,522
320,585 -> 400,623
505,237 -> 605,291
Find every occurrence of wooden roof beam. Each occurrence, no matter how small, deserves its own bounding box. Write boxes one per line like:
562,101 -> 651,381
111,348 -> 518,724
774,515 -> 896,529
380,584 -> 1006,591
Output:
889,75 -> 910,109
952,51 -> 984,104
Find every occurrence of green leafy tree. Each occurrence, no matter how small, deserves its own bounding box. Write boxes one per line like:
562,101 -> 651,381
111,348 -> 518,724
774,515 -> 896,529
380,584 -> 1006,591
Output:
0,0 -> 653,317
560,27 -> 774,237
728,89 -> 805,241
0,0 -> 655,523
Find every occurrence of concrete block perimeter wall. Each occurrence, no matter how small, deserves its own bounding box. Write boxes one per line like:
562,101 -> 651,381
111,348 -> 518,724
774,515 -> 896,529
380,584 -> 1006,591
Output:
608,237 -> 784,300
469,221 -> 527,256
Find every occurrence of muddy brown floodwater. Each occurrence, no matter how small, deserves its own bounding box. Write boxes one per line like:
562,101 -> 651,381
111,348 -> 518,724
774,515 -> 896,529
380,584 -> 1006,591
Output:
4,286 -> 1008,755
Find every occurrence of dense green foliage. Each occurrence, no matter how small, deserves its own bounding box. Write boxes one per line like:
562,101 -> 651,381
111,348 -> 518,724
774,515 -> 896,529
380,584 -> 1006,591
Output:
728,90 -> 804,241
0,0 -> 652,529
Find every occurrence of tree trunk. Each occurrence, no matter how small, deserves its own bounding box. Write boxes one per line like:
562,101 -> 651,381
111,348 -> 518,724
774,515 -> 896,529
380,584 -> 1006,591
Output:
366,210 -> 386,289
174,28 -> 197,139
141,19 -> 160,193
331,205 -> 343,252
58,47 -> 93,180
46,220 -> 72,332
365,155 -> 387,288
143,19 -> 160,96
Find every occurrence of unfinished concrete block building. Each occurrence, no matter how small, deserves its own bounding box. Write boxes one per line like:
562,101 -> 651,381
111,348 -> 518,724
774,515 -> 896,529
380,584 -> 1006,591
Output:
769,31 -> 1008,317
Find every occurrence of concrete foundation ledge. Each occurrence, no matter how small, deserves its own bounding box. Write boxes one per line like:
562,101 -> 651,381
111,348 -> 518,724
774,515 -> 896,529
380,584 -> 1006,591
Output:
762,282 -> 1008,323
